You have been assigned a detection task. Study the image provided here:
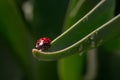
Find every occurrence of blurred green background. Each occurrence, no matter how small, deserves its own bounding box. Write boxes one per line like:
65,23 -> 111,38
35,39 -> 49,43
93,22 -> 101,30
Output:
0,0 -> 120,80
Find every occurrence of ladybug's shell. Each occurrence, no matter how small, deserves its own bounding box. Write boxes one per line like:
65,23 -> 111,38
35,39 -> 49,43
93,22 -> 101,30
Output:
36,37 -> 51,51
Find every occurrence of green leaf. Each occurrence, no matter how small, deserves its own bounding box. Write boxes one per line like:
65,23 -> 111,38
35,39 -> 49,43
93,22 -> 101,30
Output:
0,0 -> 39,80
32,0 -> 119,61
58,54 -> 85,80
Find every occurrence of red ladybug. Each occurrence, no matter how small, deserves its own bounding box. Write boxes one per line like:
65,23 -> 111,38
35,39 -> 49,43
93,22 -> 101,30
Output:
36,37 -> 51,51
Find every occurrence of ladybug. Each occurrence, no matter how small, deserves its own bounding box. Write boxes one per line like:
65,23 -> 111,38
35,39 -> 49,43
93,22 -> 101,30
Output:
36,37 -> 51,51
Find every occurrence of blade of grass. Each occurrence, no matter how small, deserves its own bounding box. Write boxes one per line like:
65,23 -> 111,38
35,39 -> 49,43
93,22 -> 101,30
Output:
32,0 -> 119,61
0,0 -> 39,80
58,54 -> 85,80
